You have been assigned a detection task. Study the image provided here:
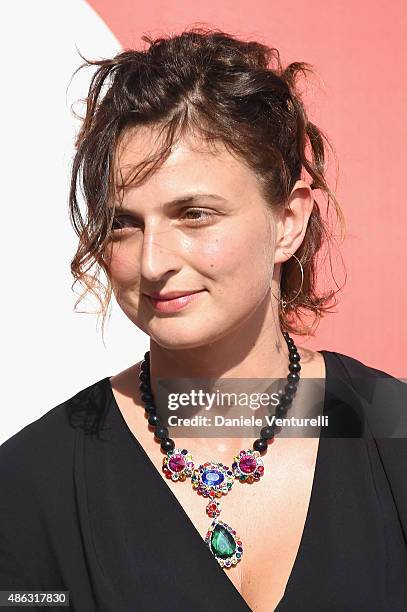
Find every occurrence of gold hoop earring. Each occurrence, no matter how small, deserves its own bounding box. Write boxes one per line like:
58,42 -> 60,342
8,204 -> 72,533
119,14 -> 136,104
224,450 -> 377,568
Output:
271,252 -> 304,309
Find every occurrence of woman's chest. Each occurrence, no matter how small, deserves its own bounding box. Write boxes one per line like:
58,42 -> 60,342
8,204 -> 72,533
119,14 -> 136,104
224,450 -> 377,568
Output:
151,438 -> 320,612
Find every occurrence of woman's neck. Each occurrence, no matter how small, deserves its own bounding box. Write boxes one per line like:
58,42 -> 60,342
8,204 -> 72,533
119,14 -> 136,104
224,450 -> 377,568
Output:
149,326 -> 290,382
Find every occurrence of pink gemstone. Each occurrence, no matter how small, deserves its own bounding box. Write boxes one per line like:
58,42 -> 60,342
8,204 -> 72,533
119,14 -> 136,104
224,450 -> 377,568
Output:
239,455 -> 257,474
257,465 -> 264,474
168,454 -> 186,472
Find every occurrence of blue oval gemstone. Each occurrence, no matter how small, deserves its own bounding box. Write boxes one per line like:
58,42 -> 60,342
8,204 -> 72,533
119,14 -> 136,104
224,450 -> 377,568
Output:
202,469 -> 224,486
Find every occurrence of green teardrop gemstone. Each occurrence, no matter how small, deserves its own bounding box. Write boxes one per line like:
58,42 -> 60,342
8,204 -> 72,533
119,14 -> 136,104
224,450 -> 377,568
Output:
210,524 -> 236,559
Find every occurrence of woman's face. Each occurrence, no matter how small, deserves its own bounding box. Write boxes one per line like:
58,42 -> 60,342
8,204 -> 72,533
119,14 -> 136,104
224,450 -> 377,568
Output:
106,126 -> 279,349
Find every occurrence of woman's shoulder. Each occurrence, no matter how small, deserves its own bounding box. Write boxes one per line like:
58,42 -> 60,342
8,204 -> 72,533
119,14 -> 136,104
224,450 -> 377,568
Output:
0,376 -> 112,484
321,349 -> 406,438
322,349 -> 402,381
298,346 -> 400,383
320,350 -> 407,540
322,349 -> 406,408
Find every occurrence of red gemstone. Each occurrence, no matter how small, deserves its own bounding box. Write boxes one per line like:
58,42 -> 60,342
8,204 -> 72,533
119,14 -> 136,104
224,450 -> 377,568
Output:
168,454 -> 186,472
257,465 -> 264,474
239,454 -> 257,474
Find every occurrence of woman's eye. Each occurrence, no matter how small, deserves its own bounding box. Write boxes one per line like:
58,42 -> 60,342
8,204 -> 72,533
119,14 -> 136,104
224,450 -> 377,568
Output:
111,216 -> 137,232
110,208 -> 215,237
180,208 -> 215,225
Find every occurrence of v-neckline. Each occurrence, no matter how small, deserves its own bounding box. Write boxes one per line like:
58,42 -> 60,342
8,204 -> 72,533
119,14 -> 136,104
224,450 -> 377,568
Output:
104,349 -> 332,612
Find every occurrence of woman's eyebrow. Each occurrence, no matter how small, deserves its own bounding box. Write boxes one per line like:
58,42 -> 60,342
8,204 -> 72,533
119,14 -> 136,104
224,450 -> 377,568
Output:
109,193 -> 228,212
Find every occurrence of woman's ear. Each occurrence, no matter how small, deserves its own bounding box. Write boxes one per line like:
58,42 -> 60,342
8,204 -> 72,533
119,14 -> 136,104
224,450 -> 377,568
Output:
274,180 -> 314,264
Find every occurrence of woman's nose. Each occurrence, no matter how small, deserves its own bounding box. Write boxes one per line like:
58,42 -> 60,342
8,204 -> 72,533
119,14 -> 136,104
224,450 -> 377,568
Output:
140,222 -> 182,282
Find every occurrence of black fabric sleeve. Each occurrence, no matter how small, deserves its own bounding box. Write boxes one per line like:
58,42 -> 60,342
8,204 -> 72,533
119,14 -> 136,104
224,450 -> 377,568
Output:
0,428 -> 44,592
332,352 -> 407,545
373,439 -> 407,546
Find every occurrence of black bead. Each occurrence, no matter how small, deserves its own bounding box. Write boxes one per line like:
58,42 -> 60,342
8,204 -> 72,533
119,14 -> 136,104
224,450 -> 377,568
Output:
139,370 -> 148,382
161,438 -> 175,452
289,362 -> 301,373
285,382 -> 298,395
253,438 -> 268,452
144,404 -> 156,415
139,382 -> 151,393
260,425 -> 275,440
148,414 -> 160,427
276,405 -> 288,418
279,393 -> 292,407
141,392 -> 154,403
287,372 -> 300,383
140,361 -> 149,372
154,426 -> 169,440
144,351 -> 150,361
289,351 -> 300,362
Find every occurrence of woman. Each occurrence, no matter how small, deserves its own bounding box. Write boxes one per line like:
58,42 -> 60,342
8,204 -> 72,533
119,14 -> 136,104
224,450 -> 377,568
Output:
1,28 -> 406,612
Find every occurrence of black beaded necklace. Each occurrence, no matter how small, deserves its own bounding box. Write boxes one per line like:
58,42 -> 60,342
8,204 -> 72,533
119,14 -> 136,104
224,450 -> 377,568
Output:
138,330 -> 301,568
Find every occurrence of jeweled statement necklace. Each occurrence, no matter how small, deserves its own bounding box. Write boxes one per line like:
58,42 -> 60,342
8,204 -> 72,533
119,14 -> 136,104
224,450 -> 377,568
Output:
138,331 -> 301,569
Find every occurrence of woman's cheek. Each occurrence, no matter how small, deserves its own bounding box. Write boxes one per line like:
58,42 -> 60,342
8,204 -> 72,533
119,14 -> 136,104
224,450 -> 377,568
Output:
197,229 -> 263,279
196,232 -> 244,275
108,247 -> 140,285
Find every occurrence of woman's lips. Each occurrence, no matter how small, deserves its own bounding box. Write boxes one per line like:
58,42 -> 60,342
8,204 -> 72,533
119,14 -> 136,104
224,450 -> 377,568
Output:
148,291 -> 206,313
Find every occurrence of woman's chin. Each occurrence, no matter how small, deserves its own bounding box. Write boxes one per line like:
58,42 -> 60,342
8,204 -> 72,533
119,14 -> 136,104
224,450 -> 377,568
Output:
148,328 -> 223,351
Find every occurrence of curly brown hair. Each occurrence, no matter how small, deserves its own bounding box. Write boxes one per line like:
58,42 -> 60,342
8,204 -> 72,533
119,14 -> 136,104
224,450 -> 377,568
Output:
68,26 -> 346,343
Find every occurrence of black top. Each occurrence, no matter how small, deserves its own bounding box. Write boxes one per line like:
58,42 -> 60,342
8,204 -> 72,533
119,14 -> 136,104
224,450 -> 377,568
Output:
1,350 -> 407,612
